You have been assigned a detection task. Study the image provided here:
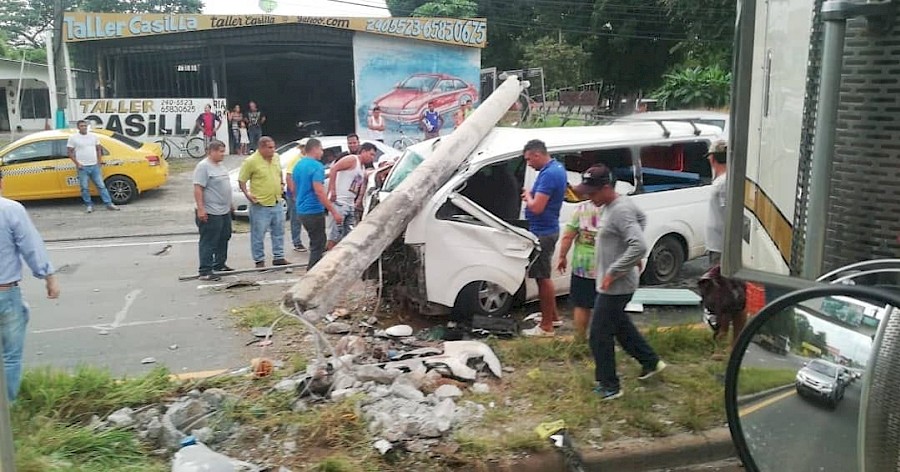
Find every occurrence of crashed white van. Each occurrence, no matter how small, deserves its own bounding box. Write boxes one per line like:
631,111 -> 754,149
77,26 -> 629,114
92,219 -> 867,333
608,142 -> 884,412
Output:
370,121 -> 722,317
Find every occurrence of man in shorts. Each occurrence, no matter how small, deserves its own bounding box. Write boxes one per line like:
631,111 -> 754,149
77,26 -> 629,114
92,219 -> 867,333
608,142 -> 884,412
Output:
557,201 -> 602,341
520,139 -> 567,337
326,142 -> 377,249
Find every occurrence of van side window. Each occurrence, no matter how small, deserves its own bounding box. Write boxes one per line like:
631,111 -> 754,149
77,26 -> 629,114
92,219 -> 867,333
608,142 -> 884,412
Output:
638,142 -> 711,193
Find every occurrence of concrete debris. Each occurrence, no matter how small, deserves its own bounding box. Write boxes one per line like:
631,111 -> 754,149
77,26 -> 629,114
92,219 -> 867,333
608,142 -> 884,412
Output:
385,325 -> 414,337
332,308 -> 351,318
107,407 -> 136,428
274,379 -> 298,393
191,426 -> 214,443
98,329 -> 110,336
141,357 -> 157,365
471,382 -> 491,394
169,344 -> 178,350
283,440 -> 297,454
324,322 -> 353,335
374,439 -> 393,455
334,335 -> 367,357
434,385 -> 463,399
251,327 -> 274,338
355,365 -> 402,384
390,382 -> 426,402
397,347 -> 442,360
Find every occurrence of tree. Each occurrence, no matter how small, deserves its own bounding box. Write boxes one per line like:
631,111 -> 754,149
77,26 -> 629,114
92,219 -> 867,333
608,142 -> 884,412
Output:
651,64 -> 731,109
412,0 -> 477,18
0,0 -> 203,49
521,36 -> 589,91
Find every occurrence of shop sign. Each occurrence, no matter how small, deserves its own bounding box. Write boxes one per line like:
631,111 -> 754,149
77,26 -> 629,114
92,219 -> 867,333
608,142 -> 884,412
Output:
62,13 -> 487,48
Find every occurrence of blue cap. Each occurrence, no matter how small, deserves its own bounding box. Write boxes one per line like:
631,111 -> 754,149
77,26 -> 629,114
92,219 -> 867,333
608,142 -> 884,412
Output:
180,436 -> 197,447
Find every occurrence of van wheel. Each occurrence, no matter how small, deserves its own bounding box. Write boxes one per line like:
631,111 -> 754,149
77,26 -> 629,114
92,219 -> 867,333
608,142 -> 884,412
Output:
642,236 -> 685,285
456,281 -> 514,317
105,175 -> 137,205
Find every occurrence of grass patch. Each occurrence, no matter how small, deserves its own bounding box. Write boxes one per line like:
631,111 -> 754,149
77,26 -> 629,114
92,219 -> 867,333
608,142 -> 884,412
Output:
462,327 -> 726,459
12,366 -> 177,471
738,368 -> 797,396
230,302 -> 297,329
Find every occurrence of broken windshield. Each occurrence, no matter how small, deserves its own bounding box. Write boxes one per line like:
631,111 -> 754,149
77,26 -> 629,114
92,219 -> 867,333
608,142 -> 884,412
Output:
382,148 -> 428,192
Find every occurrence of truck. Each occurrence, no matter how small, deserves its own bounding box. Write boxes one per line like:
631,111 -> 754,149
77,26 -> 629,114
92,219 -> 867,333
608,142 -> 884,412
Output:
756,334 -> 792,355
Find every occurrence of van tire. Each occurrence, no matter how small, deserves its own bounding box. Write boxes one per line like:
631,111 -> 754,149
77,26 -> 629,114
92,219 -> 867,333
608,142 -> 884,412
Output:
642,236 -> 685,285
455,281 -> 514,318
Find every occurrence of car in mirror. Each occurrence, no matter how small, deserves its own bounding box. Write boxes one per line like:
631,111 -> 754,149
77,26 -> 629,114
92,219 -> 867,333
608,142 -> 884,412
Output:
725,284 -> 900,472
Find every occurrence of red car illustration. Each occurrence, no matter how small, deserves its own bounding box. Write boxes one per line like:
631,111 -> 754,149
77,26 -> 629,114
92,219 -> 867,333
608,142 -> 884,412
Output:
372,73 -> 478,123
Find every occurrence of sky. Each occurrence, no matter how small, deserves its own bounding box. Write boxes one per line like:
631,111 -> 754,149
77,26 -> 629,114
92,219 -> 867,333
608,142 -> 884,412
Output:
203,0 -> 391,17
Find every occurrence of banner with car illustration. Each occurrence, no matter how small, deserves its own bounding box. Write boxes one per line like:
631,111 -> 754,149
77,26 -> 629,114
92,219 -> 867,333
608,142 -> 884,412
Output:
352,32 -> 481,151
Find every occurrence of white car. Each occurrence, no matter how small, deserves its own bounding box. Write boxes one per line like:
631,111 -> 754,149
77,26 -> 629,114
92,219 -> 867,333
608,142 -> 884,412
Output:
612,110 -> 730,141
370,121 -> 721,316
230,136 -> 399,217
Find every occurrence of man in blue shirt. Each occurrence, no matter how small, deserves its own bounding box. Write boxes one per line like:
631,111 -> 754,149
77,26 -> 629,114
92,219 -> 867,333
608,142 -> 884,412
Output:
421,101 -> 444,140
0,170 -> 59,401
289,138 -> 344,269
521,139 -> 567,337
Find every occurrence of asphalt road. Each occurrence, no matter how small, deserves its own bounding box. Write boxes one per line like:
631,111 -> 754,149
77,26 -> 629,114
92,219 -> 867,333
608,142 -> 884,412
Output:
738,379 -> 862,471
22,155 -> 248,242
742,342 -> 810,370
21,233 -> 307,377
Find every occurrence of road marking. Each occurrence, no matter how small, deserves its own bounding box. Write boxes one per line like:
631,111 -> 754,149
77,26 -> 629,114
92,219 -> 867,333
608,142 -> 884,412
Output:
31,317 -> 195,334
740,389 -> 796,417
110,289 -> 142,328
197,278 -> 297,290
48,239 -> 198,251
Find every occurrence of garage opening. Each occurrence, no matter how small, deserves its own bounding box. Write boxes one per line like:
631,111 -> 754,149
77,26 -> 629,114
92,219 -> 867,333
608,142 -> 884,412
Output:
69,23 -> 356,142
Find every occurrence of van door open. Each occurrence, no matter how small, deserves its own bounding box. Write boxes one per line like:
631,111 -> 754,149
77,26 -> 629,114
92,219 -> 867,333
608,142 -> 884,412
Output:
423,164 -> 539,316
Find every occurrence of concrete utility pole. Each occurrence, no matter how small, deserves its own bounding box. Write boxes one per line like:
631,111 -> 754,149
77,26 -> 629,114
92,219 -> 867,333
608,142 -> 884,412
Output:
285,76 -> 527,314
51,0 -> 68,128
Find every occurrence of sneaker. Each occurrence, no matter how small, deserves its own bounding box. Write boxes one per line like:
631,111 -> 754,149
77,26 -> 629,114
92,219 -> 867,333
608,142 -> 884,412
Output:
255,261 -> 265,268
198,274 -> 222,281
86,205 -> 94,214
638,360 -> 668,380
521,325 -> 555,337
272,258 -> 291,266
593,386 -> 623,401
106,204 -> 120,211
293,245 -> 308,253
215,266 -> 236,272
524,312 -> 564,328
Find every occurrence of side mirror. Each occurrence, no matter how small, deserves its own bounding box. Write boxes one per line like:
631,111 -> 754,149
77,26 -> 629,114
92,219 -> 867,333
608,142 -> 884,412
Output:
725,285 -> 900,472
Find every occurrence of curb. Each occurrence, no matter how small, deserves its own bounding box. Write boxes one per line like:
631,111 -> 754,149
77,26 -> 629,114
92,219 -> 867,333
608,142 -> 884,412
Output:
44,230 -> 198,243
497,428 -> 735,472
736,383 -> 795,407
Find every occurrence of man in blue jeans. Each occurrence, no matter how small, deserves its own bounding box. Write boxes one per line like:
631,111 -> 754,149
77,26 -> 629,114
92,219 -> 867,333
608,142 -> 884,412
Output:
67,120 -> 119,213
291,139 -> 344,269
575,164 -> 666,401
238,137 -> 290,268
0,169 -> 60,401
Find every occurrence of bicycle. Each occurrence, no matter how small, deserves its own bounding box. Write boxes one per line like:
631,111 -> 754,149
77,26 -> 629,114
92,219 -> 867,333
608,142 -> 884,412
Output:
391,125 -> 421,151
155,134 -> 206,160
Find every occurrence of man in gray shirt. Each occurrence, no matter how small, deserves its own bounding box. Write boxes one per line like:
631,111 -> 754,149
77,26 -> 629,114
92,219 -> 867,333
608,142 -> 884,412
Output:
574,164 -> 666,401
706,140 -> 728,265
193,140 -> 234,281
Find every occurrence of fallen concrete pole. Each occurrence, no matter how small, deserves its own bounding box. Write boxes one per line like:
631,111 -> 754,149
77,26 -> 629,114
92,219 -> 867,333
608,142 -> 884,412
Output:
285,76 -> 527,315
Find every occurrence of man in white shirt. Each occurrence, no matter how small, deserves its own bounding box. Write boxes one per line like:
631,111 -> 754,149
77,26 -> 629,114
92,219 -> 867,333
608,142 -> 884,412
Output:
367,106 -> 385,143
66,120 -> 118,213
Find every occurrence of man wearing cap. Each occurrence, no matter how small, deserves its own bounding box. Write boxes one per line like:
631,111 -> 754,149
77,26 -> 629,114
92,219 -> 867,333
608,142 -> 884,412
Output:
704,140 -> 747,356
520,139 -> 566,337
575,164 -> 665,401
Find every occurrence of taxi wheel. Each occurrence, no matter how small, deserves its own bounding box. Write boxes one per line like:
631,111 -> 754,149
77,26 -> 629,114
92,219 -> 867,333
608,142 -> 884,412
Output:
105,175 -> 137,205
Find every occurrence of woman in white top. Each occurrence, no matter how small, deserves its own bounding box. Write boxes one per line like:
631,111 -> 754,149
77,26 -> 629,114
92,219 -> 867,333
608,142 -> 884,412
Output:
367,106 -> 386,143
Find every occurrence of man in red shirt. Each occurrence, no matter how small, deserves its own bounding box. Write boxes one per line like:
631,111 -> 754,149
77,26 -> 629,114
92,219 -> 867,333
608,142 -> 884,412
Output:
195,104 -> 222,147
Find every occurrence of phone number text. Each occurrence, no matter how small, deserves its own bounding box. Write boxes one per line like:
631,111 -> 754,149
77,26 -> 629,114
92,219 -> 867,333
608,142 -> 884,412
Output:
365,18 -> 486,46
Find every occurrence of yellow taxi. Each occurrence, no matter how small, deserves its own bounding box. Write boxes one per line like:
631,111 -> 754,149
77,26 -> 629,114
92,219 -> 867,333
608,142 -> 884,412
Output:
0,129 -> 168,204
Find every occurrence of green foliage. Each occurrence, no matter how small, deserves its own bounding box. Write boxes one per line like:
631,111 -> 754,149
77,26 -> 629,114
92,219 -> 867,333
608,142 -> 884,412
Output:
651,64 -> 732,109
12,366 -> 175,471
521,36 -> 590,91
412,0 -> 477,18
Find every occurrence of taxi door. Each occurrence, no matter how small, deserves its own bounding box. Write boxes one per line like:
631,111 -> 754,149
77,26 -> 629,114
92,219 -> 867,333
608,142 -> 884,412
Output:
0,138 -> 66,200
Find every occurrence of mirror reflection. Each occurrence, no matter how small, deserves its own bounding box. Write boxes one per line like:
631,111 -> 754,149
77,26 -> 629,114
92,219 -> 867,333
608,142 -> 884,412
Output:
737,295 -> 891,471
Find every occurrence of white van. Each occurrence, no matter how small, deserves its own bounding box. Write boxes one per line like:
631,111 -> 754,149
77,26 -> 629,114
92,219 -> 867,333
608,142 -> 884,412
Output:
371,121 -> 722,317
